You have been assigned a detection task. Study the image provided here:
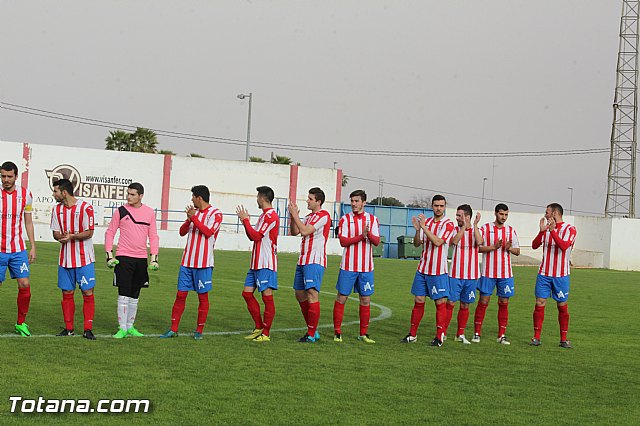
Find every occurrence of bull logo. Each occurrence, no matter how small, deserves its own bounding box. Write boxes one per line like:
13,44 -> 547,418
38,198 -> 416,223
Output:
45,165 -> 81,194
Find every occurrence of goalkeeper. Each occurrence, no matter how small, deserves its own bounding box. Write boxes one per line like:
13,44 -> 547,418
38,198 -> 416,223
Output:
104,182 -> 160,338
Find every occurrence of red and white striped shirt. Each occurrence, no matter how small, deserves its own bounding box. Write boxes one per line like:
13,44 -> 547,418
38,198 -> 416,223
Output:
246,208 -> 279,271
1,186 -> 33,253
50,200 -> 95,268
297,210 -> 331,267
417,217 -> 455,275
338,212 -> 380,272
535,222 -> 577,277
480,223 -> 520,279
180,206 -> 223,268
450,227 -> 481,280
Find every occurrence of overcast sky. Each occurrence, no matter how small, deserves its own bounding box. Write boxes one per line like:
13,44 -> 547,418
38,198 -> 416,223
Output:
0,1 -> 632,216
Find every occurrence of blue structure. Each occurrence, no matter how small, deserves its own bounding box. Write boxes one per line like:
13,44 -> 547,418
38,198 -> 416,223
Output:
339,203 -> 433,258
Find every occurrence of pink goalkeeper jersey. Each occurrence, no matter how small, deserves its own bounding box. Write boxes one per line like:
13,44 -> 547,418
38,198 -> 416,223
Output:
104,204 -> 159,258
180,206 -> 223,268
50,199 -> 95,268
0,185 -> 32,253
417,217 -> 455,275
297,210 -> 331,267
538,222 -> 577,277
450,227 -> 480,280
480,223 -> 519,279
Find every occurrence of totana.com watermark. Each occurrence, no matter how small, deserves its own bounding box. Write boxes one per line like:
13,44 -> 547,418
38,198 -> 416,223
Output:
9,396 -> 150,413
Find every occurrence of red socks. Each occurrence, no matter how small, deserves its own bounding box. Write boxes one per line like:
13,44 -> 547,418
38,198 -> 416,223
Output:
333,300 -> 345,334
17,287 -> 31,324
82,294 -> 95,331
306,301 -> 320,337
498,300 -> 509,337
171,291 -> 188,332
196,293 -> 209,333
299,300 -> 310,325
242,291 -> 264,329
61,292 -> 75,330
558,304 -> 570,341
435,302 -> 447,340
359,304 -> 370,336
443,303 -> 454,337
261,294 -> 275,336
533,305 -> 545,339
474,302 -> 488,336
457,306 -> 469,337
409,301 -> 425,337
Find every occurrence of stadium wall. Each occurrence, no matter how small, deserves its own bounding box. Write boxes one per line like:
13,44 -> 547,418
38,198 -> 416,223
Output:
2,140 -> 639,271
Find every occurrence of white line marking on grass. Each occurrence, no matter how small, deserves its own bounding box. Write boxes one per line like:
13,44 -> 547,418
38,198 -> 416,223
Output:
0,286 -> 393,338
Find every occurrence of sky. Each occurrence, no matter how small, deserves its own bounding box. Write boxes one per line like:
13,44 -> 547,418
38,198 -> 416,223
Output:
0,1 -> 633,216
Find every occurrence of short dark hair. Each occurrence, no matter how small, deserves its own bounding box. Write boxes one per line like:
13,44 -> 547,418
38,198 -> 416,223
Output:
256,186 -> 274,203
495,203 -> 509,212
0,161 -> 18,175
191,185 -> 210,203
432,194 -> 446,204
53,178 -> 74,195
128,182 -> 144,195
457,204 -> 472,217
349,189 -> 367,202
309,187 -> 325,206
547,203 -> 564,216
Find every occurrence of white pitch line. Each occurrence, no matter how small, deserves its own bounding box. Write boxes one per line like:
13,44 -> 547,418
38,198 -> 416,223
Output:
0,287 -> 393,338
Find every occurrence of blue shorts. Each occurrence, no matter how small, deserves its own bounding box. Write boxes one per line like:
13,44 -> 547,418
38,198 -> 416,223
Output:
178,266 -> 213,294
58,263 -> 96,291
448,278 -> 478,304
336,269 -> 374,296
535,274 -> 570,302
244,268 -> 278,292
0,251 -> 30,282
411,272 -> 449,300
293,264 -> 325,291
478,277 -> 515,298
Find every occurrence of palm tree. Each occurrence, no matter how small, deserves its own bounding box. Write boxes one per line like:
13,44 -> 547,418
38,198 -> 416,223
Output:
250,156 -> 267,163
131,127 -> 159,153
271,155 -> 293,165
105,130 -> 133,151
342,174 -> 349,187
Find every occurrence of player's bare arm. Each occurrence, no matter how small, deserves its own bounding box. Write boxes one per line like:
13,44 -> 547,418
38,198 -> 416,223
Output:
505,240 -> 520,256
420,216 -> 445,247
24,212 -> 36,263
479,238 -> 502,253
68,229 -> 94,241
412,216 -> 423,247
288,202 -> 301,236
473,213 -> 484,246
288,202 -> 315,236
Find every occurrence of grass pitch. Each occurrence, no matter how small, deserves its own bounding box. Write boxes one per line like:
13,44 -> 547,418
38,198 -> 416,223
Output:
0,242 -> 638,425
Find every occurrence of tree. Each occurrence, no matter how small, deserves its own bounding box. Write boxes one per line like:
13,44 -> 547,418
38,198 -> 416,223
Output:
271,155 -> 293,165
342,174 -> 349,187
105,130 -> 133,152
105,128 -> 158,153
131,127 -> 159,153
368,196 -> 404,207
406,194 -> 432,208
250,156 -> 267,163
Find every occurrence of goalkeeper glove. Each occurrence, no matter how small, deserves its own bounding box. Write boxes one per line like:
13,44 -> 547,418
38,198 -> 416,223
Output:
148,254 -> 159,271
106,252 -> 119,268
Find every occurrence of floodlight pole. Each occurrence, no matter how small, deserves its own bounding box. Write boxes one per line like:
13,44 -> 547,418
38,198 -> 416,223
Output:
237,92 -> 253,161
